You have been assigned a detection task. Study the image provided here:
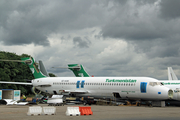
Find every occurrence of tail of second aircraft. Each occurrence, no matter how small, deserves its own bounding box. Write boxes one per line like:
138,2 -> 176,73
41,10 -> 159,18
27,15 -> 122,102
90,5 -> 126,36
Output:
21,57 -> 47,79
68,64 -> 90,77
168,67 -> 178,80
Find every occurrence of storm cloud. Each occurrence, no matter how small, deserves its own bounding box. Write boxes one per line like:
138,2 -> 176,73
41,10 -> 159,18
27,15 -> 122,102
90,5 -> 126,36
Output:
1,0 -> 180,79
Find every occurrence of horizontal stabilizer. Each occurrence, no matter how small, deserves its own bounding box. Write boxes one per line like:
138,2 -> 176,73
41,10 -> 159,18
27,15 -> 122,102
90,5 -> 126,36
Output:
64,90 -> 88,94
36,83 -> 51,87
0,81 -> 32,85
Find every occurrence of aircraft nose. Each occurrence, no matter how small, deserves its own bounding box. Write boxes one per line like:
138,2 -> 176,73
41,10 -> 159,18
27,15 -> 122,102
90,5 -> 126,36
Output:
168,89 -> 173,99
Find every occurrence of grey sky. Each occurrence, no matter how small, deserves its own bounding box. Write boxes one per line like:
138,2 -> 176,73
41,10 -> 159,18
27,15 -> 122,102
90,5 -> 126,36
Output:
0,0 -> 180,79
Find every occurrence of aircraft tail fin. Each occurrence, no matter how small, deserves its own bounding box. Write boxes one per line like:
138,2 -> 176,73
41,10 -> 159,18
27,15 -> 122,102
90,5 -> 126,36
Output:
21,57 -> 47,79
68,64 -> 90,77
39,60 -> 49,77
168,67 -> 178,80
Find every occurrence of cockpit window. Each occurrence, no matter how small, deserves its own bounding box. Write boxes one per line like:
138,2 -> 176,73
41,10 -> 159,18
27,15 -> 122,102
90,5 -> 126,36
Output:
149,82 -> 164,86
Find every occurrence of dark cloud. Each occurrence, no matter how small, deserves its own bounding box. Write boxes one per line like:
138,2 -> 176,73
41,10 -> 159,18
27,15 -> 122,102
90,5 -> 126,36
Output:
73,37 -> 91,48
0,0 -> 105,46
101,1 -> 179,41
1,0 -> 180,80
99,0 -> 180,64
102,22 -> 167,40
135,0 -> 157,5
159,0 -> 180,19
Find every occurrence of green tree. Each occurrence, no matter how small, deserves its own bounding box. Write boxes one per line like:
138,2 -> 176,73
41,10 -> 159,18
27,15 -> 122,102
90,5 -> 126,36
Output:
0,51 -> 34,95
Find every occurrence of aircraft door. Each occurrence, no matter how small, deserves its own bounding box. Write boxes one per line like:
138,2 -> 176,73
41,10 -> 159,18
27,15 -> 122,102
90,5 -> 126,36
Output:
140,82 -> 147,93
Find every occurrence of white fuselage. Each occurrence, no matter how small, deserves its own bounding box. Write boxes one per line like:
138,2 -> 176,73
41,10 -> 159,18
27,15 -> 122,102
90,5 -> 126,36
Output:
32,77 -> 172,101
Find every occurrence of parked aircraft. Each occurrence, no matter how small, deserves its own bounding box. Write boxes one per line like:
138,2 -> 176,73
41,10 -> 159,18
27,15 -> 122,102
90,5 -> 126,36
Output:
0,57 -> 174,105
68,64 -> 180,102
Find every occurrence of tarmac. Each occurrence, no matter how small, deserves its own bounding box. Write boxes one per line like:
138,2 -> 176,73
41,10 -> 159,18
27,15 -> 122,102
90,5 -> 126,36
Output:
0,104 -> 180,120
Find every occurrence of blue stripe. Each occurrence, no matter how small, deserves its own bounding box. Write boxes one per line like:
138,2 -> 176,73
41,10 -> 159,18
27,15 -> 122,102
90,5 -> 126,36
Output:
76,81 -> 80,88
81,80 -> 85,88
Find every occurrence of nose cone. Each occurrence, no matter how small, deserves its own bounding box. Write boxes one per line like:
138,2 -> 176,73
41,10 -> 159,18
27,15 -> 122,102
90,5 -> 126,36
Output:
146,86 -> 173,100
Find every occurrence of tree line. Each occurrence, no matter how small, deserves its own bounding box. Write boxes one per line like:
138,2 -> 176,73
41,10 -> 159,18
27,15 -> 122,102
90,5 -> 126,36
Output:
0,51 -> 55,95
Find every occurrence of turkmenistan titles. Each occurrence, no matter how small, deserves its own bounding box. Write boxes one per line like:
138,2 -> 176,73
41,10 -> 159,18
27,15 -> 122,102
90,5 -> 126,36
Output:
106,79 -> 137,83
163,82 -> 180,85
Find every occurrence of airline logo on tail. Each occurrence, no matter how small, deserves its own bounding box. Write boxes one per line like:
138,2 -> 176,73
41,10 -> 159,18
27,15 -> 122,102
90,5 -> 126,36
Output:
21,57 -> 46,79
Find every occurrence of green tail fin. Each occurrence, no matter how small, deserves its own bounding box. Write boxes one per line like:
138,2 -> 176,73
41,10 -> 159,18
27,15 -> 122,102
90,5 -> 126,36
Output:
21,57 -> 47,79
68,64 -> 90,77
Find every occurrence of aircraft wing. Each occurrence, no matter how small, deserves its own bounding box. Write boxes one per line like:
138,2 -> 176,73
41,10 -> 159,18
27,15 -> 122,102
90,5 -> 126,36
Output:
36,83 -> 51,87
64,90 -> 88,94
168,67 -> 178,80
0,81 -> 32,85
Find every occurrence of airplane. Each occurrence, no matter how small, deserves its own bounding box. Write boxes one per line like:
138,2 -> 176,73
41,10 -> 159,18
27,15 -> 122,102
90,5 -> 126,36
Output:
0,57 -> 174,106
68,64 -> 180,102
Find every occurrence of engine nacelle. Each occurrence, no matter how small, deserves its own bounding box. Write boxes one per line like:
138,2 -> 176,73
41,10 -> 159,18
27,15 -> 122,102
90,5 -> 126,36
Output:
171,88 -> 180,100
31,87 -> 41,95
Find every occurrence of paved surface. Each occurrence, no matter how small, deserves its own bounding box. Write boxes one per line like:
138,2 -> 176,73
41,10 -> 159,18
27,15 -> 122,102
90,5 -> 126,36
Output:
0,104 -> 180,120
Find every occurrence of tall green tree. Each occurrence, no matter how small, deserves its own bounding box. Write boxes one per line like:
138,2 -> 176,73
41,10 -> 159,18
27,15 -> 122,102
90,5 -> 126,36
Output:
0,51 -> 34,95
